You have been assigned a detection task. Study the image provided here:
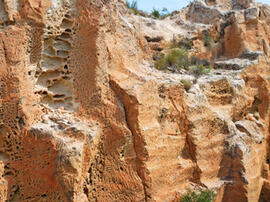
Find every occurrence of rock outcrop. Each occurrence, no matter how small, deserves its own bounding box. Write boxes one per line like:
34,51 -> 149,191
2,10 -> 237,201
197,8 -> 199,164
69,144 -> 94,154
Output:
0,0 -> 269,201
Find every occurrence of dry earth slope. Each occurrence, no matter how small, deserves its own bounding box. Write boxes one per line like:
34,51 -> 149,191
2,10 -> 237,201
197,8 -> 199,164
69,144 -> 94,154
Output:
0,0 -> 269,201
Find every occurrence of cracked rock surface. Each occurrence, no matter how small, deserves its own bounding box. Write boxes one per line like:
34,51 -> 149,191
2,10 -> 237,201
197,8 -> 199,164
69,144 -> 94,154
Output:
0,0 -> 269,201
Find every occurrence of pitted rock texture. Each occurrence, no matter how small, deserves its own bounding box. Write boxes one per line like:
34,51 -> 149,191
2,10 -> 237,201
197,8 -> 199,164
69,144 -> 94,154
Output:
36,0 -> 77,111
0,0 -> 269,201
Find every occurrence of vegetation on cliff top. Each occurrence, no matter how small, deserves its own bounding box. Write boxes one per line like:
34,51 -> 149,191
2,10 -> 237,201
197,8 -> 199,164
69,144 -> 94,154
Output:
154,40 -> 212,76
180,190 -> 216,202
126,0 -> 171,19
126,0 -> 144,16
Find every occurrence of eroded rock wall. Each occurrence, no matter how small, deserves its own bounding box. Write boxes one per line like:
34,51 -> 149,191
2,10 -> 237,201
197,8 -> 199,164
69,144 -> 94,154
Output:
0,0 -> 269,201
0,0 -> 148,201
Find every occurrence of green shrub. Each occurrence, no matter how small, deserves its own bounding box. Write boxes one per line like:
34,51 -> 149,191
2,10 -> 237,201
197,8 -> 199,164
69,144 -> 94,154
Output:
203,31 -> 213,48
153,52 -> 165,61
151,8 -> 160,19
126,3 -> 171,19
181,80 -> 192,91
154,48 -> 189,70
180,190 -> 216,202
160,7 -> 170,19
190,64 -> 211,76
154,41 -> 211,76
154,53 -> 168,70
167,49 -> 182,65
126,0 -> 137,9
161,7 -> 169,14
150,7 -> 171,19
126,0 -> 139,15
126,0 -> 148,16
167,48 -> 188,68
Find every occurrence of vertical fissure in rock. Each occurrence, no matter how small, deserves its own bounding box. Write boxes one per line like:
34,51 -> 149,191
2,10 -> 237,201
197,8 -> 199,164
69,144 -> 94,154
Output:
109,80 -> 150,201
170,95 -> 205,187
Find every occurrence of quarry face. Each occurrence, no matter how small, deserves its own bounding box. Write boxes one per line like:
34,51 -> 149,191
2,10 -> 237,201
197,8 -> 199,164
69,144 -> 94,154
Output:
0,0 -> 269,201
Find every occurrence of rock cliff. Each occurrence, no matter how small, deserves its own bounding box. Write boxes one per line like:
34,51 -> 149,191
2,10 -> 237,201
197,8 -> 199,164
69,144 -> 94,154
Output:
0,0 -> 269,201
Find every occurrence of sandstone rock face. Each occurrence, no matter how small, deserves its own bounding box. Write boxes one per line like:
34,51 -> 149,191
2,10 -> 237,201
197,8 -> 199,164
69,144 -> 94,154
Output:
233,0 -> 255,9
0,0 -> 269,201
186,0 -> 224,24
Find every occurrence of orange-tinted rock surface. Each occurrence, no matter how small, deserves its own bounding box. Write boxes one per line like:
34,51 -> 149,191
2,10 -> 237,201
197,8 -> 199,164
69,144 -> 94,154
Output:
0,0 -> 269,201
